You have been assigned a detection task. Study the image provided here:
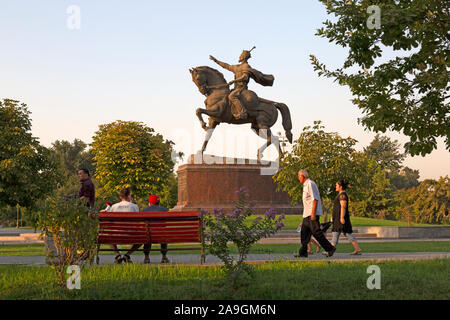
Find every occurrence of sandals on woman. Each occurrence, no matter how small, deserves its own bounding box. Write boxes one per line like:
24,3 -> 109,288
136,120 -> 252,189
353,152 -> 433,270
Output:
350,250 -> 362,255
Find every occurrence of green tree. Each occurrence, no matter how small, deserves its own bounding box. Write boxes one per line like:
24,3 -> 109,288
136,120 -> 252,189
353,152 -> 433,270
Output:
273,121 -> 357,217
49,139 -> 96,198
395,176 -> 449,224
311,0 -> 449,156
363,134 -> 406,172
350,152 -> 394,218
390,166 -> 420,190
0,99 -> 59,213
90,121 -> 175,201
363,134 -> 420,190
51,139 -> 95,180
159,173 -> 178,209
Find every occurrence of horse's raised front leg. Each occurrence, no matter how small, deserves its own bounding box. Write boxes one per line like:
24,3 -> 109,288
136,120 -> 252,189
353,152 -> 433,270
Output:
196,108 -> 208,131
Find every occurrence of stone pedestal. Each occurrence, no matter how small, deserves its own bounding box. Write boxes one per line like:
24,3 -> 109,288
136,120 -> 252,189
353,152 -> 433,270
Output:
171,154 -> 302,215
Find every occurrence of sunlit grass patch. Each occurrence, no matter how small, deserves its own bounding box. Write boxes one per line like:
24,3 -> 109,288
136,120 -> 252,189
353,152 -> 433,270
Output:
1,259 -> 448,300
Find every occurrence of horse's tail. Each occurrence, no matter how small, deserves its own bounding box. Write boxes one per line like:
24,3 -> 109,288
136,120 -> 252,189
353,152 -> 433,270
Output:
275,103 -> 293,143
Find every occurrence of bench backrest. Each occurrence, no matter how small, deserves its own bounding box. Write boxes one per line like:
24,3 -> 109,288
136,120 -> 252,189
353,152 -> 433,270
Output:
97,211 -> 202,244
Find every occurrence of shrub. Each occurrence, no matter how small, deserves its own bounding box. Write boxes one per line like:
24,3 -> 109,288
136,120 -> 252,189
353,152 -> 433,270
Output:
203,187 -> 285,289
37,195 -> 98,287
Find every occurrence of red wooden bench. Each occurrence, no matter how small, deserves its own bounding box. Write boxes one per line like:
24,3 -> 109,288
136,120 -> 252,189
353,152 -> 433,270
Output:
96,211 -> 205,264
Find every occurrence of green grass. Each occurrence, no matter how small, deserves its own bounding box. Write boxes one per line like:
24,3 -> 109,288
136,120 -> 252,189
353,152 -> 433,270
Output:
0,244 -> 45,256
247,241 -> 450,254
1,241 -> 449,257
1,226 -> 34,229
261,215 -> 445,229
0,259 -> 448,299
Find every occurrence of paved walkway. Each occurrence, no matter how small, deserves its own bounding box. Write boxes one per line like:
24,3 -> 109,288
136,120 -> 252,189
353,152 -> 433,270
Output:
1,252 -> 448,266
2,237 -> 450,245
259,238 -> 450,243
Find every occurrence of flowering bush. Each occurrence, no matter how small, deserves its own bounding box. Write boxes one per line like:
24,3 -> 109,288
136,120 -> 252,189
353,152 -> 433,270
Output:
203,187 -> 285,288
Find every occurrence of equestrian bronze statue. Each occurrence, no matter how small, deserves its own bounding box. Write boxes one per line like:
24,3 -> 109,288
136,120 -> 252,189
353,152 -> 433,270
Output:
190,47 -> 293,160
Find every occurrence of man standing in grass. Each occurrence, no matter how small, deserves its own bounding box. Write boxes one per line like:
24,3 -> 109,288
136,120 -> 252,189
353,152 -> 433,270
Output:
295,169 -> 336,258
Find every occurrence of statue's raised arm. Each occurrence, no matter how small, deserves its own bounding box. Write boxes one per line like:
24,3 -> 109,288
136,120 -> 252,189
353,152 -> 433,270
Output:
209,55 -> 231,71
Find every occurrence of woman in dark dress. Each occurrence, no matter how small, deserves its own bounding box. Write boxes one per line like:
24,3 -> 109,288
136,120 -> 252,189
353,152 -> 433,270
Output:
330,180 -> 361,255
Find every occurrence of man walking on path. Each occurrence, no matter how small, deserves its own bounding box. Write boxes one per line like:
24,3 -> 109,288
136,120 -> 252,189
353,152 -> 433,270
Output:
295,169 -> 336,258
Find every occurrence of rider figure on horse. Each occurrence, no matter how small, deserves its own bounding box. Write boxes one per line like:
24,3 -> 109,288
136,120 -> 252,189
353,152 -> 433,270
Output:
210,47 -> 274,120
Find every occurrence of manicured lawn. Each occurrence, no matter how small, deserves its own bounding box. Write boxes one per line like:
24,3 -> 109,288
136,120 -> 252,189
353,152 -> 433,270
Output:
0,259 -> 448,299
1,241 -> 449,256
249,241 -> 450,254
264,215 -> 446,229
0,244 -> 46,256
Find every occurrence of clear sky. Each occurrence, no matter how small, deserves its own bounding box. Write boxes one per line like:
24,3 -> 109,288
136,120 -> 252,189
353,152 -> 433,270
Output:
1,0 -> 448,179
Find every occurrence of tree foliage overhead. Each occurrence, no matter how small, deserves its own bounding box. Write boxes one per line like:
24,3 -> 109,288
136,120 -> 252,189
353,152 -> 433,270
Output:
311,0 -> 450,156
0,99 -> 59,208
90,120 -> 175,201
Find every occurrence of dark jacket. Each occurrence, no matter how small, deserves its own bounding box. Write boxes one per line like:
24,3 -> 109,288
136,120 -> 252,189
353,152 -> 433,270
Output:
79,178 -> 95,208
142,204 -> 167,212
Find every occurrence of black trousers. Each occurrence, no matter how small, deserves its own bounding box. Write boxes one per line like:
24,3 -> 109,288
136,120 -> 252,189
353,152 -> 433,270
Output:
299,216 -> 334,256
143,243 -> 168,256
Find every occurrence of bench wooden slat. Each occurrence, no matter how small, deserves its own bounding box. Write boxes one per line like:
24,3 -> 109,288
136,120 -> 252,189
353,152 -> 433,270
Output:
98,237 -> 150,243
99,230 -> 148,236
152,235 -> 200,240
98,211 -> 200,219
152,234 -> 200,240
151,231 -> 200,237
150,227 -> 199,232
98,239 -> 149,244
151,238 -> 200,243
149,222 -> 200,227
100,227 -> 148,232
100,222 -> 148,227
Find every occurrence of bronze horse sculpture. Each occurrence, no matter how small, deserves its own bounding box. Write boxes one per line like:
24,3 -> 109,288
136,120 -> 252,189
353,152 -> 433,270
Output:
189,66 -> 293,160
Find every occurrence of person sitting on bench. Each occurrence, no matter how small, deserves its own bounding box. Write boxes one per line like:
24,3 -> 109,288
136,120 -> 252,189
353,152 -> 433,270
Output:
107,188 -> 139,263
141,195 -> 170,264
